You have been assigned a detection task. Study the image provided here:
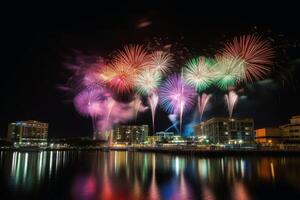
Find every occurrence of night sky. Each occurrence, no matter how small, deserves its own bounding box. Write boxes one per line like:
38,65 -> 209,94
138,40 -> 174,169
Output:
2,1 -> 300,138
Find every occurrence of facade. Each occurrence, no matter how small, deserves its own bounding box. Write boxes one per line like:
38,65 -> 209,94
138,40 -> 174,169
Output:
113,125 -> 148,145
7,120 -> 48,146
279,115 -> 300,143
155,131 -> 175,142
255,128 -> 281,144
145,136 -> 160,145
194,117 -> 254,144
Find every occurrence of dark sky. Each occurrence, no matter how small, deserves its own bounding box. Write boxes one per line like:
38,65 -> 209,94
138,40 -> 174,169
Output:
1,1 -> 300,138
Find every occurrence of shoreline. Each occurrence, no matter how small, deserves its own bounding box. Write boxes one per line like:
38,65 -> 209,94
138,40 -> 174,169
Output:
1,146 -> 300,156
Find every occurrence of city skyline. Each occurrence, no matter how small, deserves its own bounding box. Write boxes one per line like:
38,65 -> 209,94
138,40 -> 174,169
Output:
2,1 -> 300,139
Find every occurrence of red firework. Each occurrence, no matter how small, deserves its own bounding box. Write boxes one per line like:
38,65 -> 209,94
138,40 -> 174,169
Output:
105,45 -> 150,93
221,34 -> 274,82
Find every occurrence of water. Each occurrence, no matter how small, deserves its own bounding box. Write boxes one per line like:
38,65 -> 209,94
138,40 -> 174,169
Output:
0,150 -> 300,200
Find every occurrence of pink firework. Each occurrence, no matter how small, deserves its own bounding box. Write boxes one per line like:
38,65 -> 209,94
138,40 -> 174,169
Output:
224,90 -> 238,118
74,87 -> 104,132
159,74 -> 196,114
74,87 -> 103,117
159,74 -> 196,134
148,92 -> 159,134
221,34 -> 274,82
198,93 -> 212,121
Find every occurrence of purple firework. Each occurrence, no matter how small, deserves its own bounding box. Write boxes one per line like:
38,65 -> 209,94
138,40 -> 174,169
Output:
74,87 -> 105,133
74,87 -> 104,117
159,74 -> 196,134
160,74 -> 196,114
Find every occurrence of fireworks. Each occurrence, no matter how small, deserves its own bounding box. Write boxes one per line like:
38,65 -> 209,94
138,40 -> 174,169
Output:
184,57 -> 215,92
114,44 -> 150,68
198,93 -> 212,121
214,56 -> 245,90
105,62 -> 137,93
224,90 -> 239,118
221,34 -> 274,82
148,92 -> 159,133
103,45 -> 151,94
63,33 -> 277,136
74,87 -> 103,117
149,51 -> 173,74
135,68 -> 162,95
133,95 -> 142,121
160,74 -> 196,134
159,74 -> 196,114
73,87 -> 104,133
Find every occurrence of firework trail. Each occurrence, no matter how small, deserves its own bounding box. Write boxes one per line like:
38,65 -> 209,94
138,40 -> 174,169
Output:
221,34 -> 274,82
106,96 -> 115,122
224,90 -> 238,118
168,114 -> 180,133
165,121 -> 179,132
73,87 -> 103,134
133,95 -> 142,121
149,51 -> 173,74
148,92 -> 159,134
184,57 -> 215,92
198,93 -> 212,121
160,74 -> 196,134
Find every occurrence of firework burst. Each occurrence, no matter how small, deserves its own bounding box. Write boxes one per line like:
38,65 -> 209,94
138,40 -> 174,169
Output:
102,45 -> 151,94
160,74 -> 196,114
160,74 -> 196,134
113,44 -> 150,68
214,56 -> 245,90
221,34 -> 274,82
135,68 -> 162,95
184,57 -> 215,92
104,63 -> 137,93
149,51 -> 173,74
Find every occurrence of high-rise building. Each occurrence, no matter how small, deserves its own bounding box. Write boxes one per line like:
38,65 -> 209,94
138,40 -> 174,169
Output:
7,120 -> 48,147
113,125 -> 148,145
194,117 -> 254,144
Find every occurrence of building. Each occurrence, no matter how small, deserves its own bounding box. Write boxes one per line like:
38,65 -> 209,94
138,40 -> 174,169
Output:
145,136 -> 160,145
155,131 -> 175,142
279,115 -> 300,143
255,128 -> 281,144
194,117 -> 254,144
7,120 -> 48,147
113,125 -> 148,145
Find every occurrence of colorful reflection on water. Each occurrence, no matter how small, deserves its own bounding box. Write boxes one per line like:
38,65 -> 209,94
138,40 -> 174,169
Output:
0,151 -> 300,199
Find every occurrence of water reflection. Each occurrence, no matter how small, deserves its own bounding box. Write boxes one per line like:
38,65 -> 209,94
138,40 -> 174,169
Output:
0,151 -> 300,199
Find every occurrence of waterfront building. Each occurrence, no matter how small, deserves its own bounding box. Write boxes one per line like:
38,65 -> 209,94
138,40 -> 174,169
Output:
155,131 -> 175,142
279,115 -> 300,143
7,120 -> 48,147
145,135 -> 160,145
113,125 -> 148,145
255,128 -> 282,144
194,117 -> 255,144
